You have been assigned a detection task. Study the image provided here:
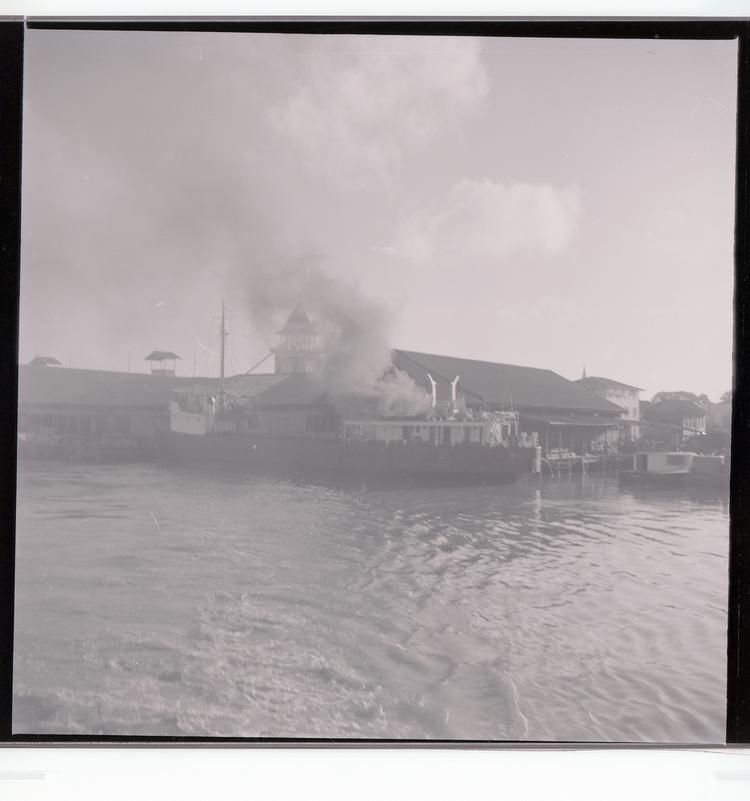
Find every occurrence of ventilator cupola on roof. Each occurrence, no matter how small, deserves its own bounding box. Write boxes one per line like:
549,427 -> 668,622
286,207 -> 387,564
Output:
275,305 -> 323,375
145,350 -> 181,377
278,304 -> 317,336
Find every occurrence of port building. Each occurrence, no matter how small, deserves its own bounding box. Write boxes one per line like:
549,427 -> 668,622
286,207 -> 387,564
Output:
641,397 -> 708,449
17,362 -> 217,459
572,375 -> 642,441
391,350 -> 624,455
18,305 -> 629,459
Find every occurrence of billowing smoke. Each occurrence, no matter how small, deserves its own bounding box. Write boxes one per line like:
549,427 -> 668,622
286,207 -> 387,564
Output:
241,254 -> 431,416
362,367 -> 434,418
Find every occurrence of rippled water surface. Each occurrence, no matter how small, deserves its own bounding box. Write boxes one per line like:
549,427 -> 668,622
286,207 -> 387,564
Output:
13,462 -> 728,741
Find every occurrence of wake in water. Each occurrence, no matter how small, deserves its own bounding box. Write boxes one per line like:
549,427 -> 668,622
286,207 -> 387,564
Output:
13,463 -> 728,741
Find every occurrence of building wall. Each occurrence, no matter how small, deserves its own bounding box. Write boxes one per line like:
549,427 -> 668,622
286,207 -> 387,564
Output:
683,415 -> 707,438
524,421 -> 619,455
256,406 -> 337,435
274,354 -> 322,375
641,412 -> 707,448
643,421 -> 680,449
583,386 -> 639,441
18,404 -> 163,458
256,407 -> 310,434
344,421 -> 486,445
20,405 -> 160,438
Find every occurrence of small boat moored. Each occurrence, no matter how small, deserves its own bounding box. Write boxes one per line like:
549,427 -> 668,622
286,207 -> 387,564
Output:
620,451 -> 695,486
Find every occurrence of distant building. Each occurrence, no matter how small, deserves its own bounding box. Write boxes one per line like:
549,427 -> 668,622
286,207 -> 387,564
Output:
641,398 -> 707,448
18,307 -> 638,460
145,350 -> 181,377
17,363 -> 216,460
573,376 -> 642,441
392,350 -> 624,454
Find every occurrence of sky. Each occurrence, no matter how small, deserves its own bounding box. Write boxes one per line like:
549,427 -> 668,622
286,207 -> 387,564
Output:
19,30 -> 738,400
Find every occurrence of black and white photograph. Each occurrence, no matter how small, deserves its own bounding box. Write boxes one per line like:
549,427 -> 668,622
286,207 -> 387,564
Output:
12,26 -> 736,742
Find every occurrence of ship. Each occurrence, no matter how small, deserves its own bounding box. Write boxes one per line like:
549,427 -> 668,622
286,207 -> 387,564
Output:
165,304 -> 541,485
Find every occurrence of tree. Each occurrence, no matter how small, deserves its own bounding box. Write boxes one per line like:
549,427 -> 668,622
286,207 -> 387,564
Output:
720,390 -> 732,404
651,391 -> 702,406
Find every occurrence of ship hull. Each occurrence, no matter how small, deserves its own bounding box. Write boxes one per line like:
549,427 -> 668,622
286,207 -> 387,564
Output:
619,470 -> 691,487
166,431 -> 536,485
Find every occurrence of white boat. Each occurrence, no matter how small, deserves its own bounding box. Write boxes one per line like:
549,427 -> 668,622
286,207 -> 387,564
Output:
620,452 -> 696,486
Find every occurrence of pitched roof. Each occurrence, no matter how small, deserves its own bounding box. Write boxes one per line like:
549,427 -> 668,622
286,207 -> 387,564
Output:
19,354 -> 630,417
392,350 -> 623,414
254,372 -> 329,406
644,397 -> 707,419
574,376 -> 643,392
19,364 -> 323,411
278,304 -> 317,335
224,373 -> 290,398
144,351 -> 181,362
18,364 -> 217,409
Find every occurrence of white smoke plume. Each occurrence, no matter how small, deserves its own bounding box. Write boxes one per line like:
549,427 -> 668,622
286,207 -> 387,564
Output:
270,36 -> 489,186
394,178 -> 582,264
241,255 -> 430,416
368,368 -> 433,417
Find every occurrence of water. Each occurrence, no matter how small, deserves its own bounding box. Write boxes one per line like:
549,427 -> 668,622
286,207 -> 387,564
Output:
12,461 -> 729,741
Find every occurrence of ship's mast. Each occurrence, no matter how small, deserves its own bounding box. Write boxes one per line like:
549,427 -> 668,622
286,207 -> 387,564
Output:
219,300 -> 227,412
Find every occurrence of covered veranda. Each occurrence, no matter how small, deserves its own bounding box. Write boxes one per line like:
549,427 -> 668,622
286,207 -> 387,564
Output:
519,412 -> 622,457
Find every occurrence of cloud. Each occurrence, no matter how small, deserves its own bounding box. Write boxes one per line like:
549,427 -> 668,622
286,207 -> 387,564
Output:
269,36 -> 489,184
394,178 -> 582,264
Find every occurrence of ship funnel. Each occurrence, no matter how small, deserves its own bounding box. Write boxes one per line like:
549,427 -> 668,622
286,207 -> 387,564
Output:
451,375 -> 460,412
427,373 -> 437,408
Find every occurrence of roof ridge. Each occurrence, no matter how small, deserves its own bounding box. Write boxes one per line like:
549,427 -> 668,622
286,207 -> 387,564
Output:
394,348 -> 556,374
575,375 -> 643,390
392,349 -> 623,413
392,350 -> 488,402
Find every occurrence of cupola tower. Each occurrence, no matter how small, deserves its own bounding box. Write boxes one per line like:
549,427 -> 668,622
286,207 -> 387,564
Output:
274,304 -> 323,375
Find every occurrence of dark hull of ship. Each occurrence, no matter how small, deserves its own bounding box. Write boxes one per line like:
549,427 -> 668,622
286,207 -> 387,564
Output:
619,470 -> 691,487
620,469 -> 729,492
166,431 -> 536,485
